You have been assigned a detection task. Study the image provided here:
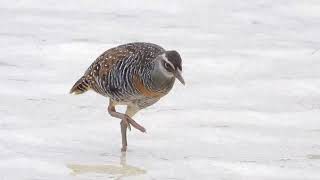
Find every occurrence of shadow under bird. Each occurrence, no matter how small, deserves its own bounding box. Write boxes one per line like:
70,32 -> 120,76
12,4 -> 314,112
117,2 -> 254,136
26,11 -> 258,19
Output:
70,42 -> 185,152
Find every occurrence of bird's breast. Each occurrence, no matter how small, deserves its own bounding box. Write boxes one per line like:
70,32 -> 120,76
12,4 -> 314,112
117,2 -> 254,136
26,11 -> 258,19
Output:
132,74 -> 166,98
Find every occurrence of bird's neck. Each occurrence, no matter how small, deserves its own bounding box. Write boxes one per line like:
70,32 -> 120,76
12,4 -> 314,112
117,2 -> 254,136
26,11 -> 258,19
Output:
147,63 -> 175,93
151,74 -> 175,92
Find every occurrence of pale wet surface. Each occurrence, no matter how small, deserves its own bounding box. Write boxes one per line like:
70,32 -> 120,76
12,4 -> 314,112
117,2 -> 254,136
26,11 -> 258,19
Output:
67,153 -> 146,179
68,164 -> 146,176
1,0 -> 320,180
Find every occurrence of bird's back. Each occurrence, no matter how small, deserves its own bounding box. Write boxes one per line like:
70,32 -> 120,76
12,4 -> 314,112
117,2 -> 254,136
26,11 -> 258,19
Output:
70,42 -> 166,104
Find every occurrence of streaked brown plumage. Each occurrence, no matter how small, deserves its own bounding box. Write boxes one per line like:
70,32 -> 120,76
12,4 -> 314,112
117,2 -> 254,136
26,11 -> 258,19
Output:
70,42 -> 185,151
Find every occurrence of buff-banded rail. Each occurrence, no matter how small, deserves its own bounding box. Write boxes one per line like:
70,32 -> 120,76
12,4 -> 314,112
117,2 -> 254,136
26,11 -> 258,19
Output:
70,42 -> 185,152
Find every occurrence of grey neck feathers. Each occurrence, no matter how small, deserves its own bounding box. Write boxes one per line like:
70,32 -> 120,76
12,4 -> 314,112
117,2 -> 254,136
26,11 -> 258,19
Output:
149,60 -> 175,92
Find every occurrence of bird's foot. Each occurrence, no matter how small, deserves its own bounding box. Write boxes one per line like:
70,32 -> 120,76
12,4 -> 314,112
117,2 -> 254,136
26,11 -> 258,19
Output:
124,115 -> 146,133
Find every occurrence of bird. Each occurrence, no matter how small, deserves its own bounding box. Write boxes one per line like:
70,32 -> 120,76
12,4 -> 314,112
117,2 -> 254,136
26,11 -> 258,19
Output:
70,42 -> 185,152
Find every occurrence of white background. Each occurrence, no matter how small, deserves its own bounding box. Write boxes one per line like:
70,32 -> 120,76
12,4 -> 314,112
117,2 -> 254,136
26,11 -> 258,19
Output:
1,0 -> 320,179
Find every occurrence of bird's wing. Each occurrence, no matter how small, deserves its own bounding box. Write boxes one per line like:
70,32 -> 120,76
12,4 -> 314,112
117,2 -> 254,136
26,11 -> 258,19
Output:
84,43 -> 164,80
84,47 -> 130,78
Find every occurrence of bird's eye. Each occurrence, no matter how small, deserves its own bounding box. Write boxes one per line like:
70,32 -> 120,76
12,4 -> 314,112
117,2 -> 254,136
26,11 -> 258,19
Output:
164,62 -> 174,72
164,62 -> 170,69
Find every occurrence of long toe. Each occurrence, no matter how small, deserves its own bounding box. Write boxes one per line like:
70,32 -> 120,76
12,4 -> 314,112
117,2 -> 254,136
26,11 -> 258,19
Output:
140,126 -> 146,133
126,117 -> 146,133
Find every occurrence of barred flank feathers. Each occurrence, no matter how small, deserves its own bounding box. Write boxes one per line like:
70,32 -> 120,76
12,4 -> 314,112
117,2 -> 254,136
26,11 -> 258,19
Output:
70,76 -> 91,94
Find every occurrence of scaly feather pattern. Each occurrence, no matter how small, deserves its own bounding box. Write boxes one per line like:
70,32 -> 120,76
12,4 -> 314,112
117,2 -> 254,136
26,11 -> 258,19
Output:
70,42 -> 175,109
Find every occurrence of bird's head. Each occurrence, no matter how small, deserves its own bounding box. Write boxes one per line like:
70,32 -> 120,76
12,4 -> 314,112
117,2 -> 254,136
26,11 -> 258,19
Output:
154,50 -> 185,85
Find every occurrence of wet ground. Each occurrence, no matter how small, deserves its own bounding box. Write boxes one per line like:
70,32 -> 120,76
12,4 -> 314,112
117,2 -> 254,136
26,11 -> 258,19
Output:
1,0 -> 320,179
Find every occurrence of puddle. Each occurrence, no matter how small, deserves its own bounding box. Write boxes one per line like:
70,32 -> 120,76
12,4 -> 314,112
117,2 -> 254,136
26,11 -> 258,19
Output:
67,152 -> 146,179
307,154 -> 320,160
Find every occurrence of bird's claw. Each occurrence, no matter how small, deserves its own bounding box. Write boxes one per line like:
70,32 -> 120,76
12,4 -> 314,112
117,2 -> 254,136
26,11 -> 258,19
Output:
124,116 -> 146,133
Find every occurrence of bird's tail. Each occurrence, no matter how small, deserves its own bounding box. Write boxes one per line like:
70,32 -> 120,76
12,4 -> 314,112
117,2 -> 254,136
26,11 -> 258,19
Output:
70,76 -> 91,95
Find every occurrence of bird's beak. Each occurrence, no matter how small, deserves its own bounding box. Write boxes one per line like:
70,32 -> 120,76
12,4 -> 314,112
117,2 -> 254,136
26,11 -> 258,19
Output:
174,70 -> 185,85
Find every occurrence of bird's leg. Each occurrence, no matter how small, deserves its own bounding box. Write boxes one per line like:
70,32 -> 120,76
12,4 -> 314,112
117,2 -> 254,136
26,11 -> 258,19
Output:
125,105 -> 141,130
120,119 -> 128,152
107,105 -> 145,132
121,105 -> 142,151
107,105 -> 131,152
107,102 -> 144,152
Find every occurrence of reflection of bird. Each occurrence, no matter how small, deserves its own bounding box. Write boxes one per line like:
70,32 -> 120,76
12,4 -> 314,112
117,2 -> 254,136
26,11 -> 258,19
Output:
70,42 -> 185,151
67,152 -> 146,179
